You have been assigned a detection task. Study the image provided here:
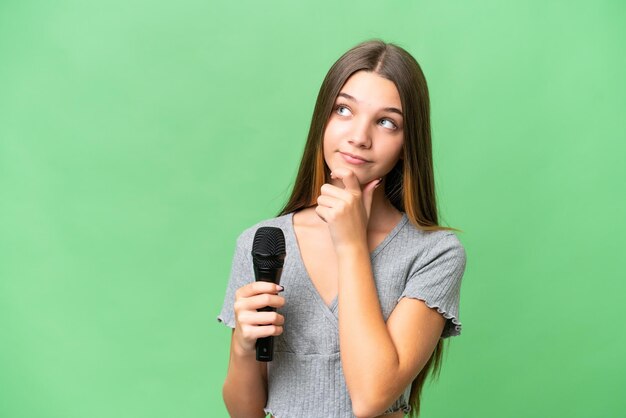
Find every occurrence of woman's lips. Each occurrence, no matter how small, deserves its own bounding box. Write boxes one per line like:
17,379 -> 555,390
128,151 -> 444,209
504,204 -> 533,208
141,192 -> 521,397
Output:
340,152 -> 370,165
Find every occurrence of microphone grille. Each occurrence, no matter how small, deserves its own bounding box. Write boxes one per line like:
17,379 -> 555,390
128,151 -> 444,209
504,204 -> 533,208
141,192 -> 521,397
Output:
252,227 -> 286,269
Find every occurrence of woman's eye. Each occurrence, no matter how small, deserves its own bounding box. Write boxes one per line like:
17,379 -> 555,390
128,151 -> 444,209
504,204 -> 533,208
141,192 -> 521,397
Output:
336,105 -> 351,116
379,118 -> 397,130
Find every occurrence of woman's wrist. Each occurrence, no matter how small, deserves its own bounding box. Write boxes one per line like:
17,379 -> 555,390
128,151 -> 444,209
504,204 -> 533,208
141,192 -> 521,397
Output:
334,239 -> 369,261
232,343 -> 256,359
232,329 -> 257,359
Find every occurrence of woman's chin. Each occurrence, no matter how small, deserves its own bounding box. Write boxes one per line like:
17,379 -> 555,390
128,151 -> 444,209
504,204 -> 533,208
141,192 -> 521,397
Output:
326,162 -> 384,188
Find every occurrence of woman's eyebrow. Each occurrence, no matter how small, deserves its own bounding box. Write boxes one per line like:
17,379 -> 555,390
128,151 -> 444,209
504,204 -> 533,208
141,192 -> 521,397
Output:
338,92 -> 358,102
337,92 -> 403,117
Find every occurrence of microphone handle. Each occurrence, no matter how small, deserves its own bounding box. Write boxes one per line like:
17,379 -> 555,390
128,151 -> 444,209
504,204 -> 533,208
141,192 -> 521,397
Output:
254,266 -> 283,362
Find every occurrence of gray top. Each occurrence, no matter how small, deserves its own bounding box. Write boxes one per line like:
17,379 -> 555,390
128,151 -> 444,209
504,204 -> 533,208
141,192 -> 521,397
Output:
218,212 -> 466,418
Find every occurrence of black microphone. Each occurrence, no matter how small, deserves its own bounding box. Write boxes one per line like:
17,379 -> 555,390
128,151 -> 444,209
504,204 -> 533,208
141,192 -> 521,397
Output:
251,226 -> 286,362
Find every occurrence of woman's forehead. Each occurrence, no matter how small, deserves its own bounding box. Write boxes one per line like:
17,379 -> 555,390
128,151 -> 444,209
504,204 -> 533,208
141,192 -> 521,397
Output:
338,71 -> 402,113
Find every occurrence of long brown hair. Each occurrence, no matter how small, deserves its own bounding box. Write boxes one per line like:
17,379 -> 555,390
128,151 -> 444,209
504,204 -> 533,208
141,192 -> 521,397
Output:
279,39 -> 450,417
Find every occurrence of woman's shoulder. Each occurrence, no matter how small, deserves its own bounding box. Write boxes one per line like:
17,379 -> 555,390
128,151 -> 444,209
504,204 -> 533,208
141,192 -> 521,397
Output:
390,218 -> 467,282
398,217 -> 466,258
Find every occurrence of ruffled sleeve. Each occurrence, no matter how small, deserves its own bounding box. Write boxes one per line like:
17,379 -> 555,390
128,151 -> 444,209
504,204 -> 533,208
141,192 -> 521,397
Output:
217,232 -> 254,328
399,232 -> 467,338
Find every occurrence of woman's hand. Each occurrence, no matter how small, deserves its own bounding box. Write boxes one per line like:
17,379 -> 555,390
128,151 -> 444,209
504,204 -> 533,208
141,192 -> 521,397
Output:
315,167 -> 381,252
232,281 -> 285,355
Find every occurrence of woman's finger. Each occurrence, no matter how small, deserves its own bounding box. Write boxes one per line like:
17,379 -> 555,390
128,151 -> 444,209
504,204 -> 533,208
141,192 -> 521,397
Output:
237,311 -> 285,326
315,205 -> 330,223
235,293 -> 285,312
239,324 -> 284,341
316,194 -> 337,208
320,183 -> 353,200
235,281 -> 283,300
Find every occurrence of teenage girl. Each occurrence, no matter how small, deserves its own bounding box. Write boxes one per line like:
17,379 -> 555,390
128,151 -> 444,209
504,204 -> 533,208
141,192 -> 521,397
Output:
218,40 -> 467,418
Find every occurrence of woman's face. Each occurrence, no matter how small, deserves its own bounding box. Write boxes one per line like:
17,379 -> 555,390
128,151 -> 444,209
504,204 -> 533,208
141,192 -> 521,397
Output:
323,70 -> 404,187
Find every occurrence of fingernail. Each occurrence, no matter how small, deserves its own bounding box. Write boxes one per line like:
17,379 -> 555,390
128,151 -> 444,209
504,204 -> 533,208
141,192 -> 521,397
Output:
374,178 -> 383,188
277,285 -> 285,292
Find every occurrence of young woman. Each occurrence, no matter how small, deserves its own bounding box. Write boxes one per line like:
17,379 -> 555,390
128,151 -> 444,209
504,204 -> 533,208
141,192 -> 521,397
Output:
218,40 -> 466,418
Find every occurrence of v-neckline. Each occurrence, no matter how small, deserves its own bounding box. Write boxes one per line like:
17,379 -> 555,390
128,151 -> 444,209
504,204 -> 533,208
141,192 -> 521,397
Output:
287,211 -> 408,315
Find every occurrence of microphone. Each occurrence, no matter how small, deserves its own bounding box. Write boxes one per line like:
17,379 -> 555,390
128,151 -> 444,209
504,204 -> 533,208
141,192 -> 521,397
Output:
251,226 -> 286,362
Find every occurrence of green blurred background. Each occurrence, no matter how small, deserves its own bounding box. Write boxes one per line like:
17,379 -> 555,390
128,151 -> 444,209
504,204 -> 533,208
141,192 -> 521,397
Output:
1,1 -> 624,417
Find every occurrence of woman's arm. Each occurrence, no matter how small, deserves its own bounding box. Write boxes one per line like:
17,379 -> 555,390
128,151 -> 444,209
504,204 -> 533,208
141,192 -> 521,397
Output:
223,330 -> 268,418
316,169 -> 446,417
222,281 -> 285,418
337,245 -> 445,417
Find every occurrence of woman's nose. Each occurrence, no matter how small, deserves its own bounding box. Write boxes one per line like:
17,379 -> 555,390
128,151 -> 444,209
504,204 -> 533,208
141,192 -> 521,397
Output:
348,119 -> 372,148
